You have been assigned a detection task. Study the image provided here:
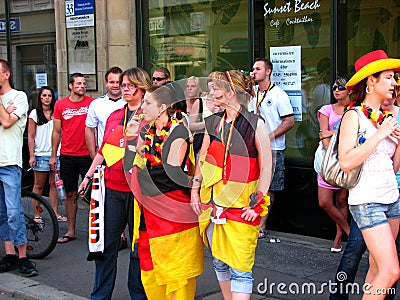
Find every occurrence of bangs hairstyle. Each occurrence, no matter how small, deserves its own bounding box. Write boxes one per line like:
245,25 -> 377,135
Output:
146,84 -> 183,120
334,76 -> 349,87
121,67 -> 152,90
209,70 -> 255,105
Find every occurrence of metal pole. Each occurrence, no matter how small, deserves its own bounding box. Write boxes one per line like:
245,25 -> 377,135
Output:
5,0 -> 11,64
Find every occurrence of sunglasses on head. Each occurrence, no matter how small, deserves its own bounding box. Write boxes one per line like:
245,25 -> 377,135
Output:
332,85 -> 346,91
152,77 -> 166,82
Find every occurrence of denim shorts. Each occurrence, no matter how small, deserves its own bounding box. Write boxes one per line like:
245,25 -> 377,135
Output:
0,165 -> 27,246
270,150 -> 285,191
349,199 -> 400,230
213,257 -> 253,294
35,155 -> 60,172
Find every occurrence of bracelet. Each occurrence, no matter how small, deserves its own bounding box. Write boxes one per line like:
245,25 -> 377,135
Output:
192,178 -> 202,183
84,174 -> 93,180
320,136 -> 329,141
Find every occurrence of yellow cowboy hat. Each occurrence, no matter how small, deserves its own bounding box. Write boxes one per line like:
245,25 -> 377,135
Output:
346,50 -> 400,90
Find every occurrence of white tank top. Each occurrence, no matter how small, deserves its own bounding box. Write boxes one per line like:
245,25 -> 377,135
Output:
348,113 -> 399,205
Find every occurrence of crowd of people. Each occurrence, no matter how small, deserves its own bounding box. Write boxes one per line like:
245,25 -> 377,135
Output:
1,49 -> 400,299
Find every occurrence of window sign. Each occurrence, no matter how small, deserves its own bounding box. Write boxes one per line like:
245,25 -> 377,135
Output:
65,0 -> 97,90
35,73 -> 48,89
270,46 -> 302,121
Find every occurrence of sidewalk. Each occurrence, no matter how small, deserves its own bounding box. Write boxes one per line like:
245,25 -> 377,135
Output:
0,203 -> 372,300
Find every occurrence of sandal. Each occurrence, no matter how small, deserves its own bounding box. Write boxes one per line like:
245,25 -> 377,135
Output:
33,217 -> 44,224
258,229 -> 268,239
57,215 -> 67,222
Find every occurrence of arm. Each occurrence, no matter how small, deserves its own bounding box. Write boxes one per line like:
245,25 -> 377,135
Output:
27,118 -> 37,169
49,118 -> 61,170
269,115 -> 294,141
0,104 -> 19,129
339,111 -> 400,172
393,143 -> 400,174
78,153 -> 105,193
318,114 -> 335,149
190,130 -> 211,215
85,126 -> 97,159
166,138 -> 188,166
241,119 -> 272,221
189,99 -> 205,132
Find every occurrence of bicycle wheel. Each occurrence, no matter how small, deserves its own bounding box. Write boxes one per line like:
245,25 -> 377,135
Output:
21,191 -> 59,259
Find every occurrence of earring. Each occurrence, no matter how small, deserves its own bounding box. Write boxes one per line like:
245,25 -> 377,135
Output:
366,85 -> 373,94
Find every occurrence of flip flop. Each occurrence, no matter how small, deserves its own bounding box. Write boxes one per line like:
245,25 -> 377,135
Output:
33,217 -> 44,224
57,215 -> 67,222
57,235 -> 77,244
258,229 -> 268,239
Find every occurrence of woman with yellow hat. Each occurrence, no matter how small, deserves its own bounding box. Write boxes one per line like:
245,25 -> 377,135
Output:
339,50 -> 400,299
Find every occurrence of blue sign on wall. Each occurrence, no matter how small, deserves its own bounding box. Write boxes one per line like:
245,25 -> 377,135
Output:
0,18 -> 21,33
65,0 -> 94,16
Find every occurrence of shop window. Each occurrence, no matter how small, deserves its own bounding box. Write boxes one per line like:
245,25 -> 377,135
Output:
346,0 -> 400,77
11,0 -> 53,13
259,0 -> 331,164
145,0 -> 249,80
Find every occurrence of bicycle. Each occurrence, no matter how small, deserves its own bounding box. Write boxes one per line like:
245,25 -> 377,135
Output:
21,185 -> 59,259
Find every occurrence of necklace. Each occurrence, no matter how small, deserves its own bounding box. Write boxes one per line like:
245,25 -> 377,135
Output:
347,101 -> 392,125
123,106 -> 140,137
141,117 -> 179,167
256,83 -> 274,114
220,108 -> 241,184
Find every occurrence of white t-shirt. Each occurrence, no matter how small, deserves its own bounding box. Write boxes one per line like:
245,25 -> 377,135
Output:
248,84 -> 293,150
85,94 -> 125,147
29,109 -> 60,156
0,89 -> 28,168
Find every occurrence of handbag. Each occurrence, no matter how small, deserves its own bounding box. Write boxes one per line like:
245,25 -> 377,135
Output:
320,108 -> 365,189
313,142 -> 326,174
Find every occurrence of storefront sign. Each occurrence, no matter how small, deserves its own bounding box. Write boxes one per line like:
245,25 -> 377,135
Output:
35,73 -> 48,89
270,46 -> 302,121
0,18 -> 20,33
65,0 -> 97,90
264,0 -> 320,27
149,17 -> 166,32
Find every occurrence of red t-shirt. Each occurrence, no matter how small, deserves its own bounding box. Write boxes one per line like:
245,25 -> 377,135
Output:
54,95 -> 94,156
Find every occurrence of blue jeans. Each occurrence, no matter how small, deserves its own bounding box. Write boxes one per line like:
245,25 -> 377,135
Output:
0,166 -> 26,247
330,216 -> 400,300
213,257 -> 253,294
91,188 -> 146,300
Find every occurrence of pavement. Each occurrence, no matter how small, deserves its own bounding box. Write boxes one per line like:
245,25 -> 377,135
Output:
0,200 -> 377,300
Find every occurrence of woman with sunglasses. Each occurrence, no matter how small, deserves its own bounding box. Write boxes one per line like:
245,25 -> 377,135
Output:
315,76 -> 351,252
78,67 -> 151,300
190,70 -> 272,299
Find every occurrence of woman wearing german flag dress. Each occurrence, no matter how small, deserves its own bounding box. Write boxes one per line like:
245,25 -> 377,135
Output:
190,70 -> 272,300
132,84 -> 204,299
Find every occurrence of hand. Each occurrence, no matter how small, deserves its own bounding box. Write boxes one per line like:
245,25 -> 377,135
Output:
241,207 -> 259,222
319,129 -> 331,140
377,116 -> 399,140
78,178 -> 90,195
29,157 -> 36,170
6,101 -> 16,114
190,193 -> 202,215
48,156 -> 57,171
126,115 -> 140,136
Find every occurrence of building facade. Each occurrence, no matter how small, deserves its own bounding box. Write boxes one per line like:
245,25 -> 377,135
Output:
1,0 -> 400,238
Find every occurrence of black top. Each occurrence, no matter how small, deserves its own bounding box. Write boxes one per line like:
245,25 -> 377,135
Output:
138,123 -> 190,197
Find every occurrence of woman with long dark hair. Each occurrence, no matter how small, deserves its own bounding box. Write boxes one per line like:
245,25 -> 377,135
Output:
28,86 -> 66,221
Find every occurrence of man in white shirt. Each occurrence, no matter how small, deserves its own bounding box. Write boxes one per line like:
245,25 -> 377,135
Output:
85,66 -> 125,158
0,59 -> 37,276
249,58 -> 294,239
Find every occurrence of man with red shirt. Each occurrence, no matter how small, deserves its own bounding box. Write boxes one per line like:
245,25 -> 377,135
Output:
50,73 -> 94,243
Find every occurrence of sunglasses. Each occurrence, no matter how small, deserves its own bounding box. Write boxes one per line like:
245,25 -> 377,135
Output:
152,77 -> 166,82
332,85 -> 346,91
